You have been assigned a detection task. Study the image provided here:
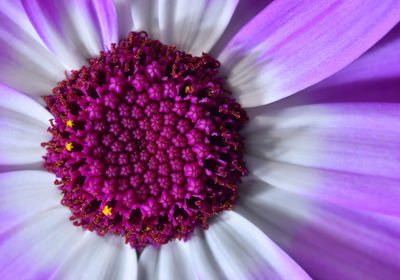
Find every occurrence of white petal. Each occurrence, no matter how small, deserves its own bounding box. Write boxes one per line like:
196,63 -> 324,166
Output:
52,235 -> 138,280
138,245 -> 159,280
204,211 -> 311,280
22,0 -> 119,70
131,0 -> 162,40
138,213 -> 310,279
0,207 -> 85,279
157,0 -> 239,55
180,229 -> 224,280
0,170 -> 58,233
0,85 -> 52,167
114,0 -> 238,55
0,1 -> 65,99
110,243 -> 138,280
138,241 -> 195,280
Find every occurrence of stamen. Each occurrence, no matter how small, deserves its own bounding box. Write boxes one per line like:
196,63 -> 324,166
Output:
65,142 -> 73,151
66,120 -> 74,128
102,205 -> 113,216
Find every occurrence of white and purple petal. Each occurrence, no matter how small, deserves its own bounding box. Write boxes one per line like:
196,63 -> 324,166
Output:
0,0 -> 65,99
0,208 -> 137,279
0,171 -> 138,279
211,0 -> 273,56
22,0 -> 119,69
236,179 -> 400,279
245,103 -> 400,216
285,22 -> 400,105
219,0 -> 400,107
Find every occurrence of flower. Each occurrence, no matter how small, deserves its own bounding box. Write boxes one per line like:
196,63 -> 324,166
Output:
1,0 -> 400,279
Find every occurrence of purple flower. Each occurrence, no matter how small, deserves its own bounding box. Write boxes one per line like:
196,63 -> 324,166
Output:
1,0 -> 400,279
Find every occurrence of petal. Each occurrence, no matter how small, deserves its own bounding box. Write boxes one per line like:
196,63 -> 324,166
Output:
138,241 -> 195,280
138,212 -> 310,280
219,0 -> 400,107
113,0 -> 135,38
179,229 -> 224,280
236,179 -> 400,279
0,171 -> 138,279
244,103 -> 400,216
51,235 -> 138,280
288,22 -> 400,105
180,222 -> 309,280
203,211 -> 311,280
0,84 -> 52,168
22,0 -> 119,70
138,231 -> 223,280
137,245 -> 159,280
211,0 -> 273,56
114,0 -> 239,55
0,207 -> 83,279
157,0 -> 239,55
0,171 -> 58,233
0,1 -> 65,99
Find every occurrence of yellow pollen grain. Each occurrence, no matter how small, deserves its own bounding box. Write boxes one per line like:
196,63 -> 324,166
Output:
185,85 -> 194,94
66,120 -> 74,128
65,142 -> 74,151
103,205 -> 112,216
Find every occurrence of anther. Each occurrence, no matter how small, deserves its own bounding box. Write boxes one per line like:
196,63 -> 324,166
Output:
65,142 -> 74,151
66,120 -> 74,128
102,205 -> 113,216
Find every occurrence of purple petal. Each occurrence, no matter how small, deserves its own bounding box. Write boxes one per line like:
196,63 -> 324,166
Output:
0,1 -> 65,98
245,103 -> 400,216
236,179 -> 400,279
211,0 -> 273,56
282,22 -> 400,105
22,0 -> 118,69
219,0 -> 400,107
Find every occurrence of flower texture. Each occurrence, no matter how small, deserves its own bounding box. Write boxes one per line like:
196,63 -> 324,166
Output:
1,0 -> 400,279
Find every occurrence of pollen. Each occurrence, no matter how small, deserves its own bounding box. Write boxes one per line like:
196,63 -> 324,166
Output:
65,142 -> 73,151
102,205 -> 112,216
185,85 -> 194,94
66,120 -> 74,128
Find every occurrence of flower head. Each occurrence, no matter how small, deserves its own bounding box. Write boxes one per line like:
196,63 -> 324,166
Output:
1,0 -> 400,279
42,32 -> 247,249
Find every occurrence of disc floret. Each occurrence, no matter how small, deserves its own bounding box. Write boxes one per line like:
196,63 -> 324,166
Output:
42,32 -> 247,249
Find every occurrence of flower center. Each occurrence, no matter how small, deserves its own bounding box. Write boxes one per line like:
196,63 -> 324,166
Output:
42,32 -> 247,249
